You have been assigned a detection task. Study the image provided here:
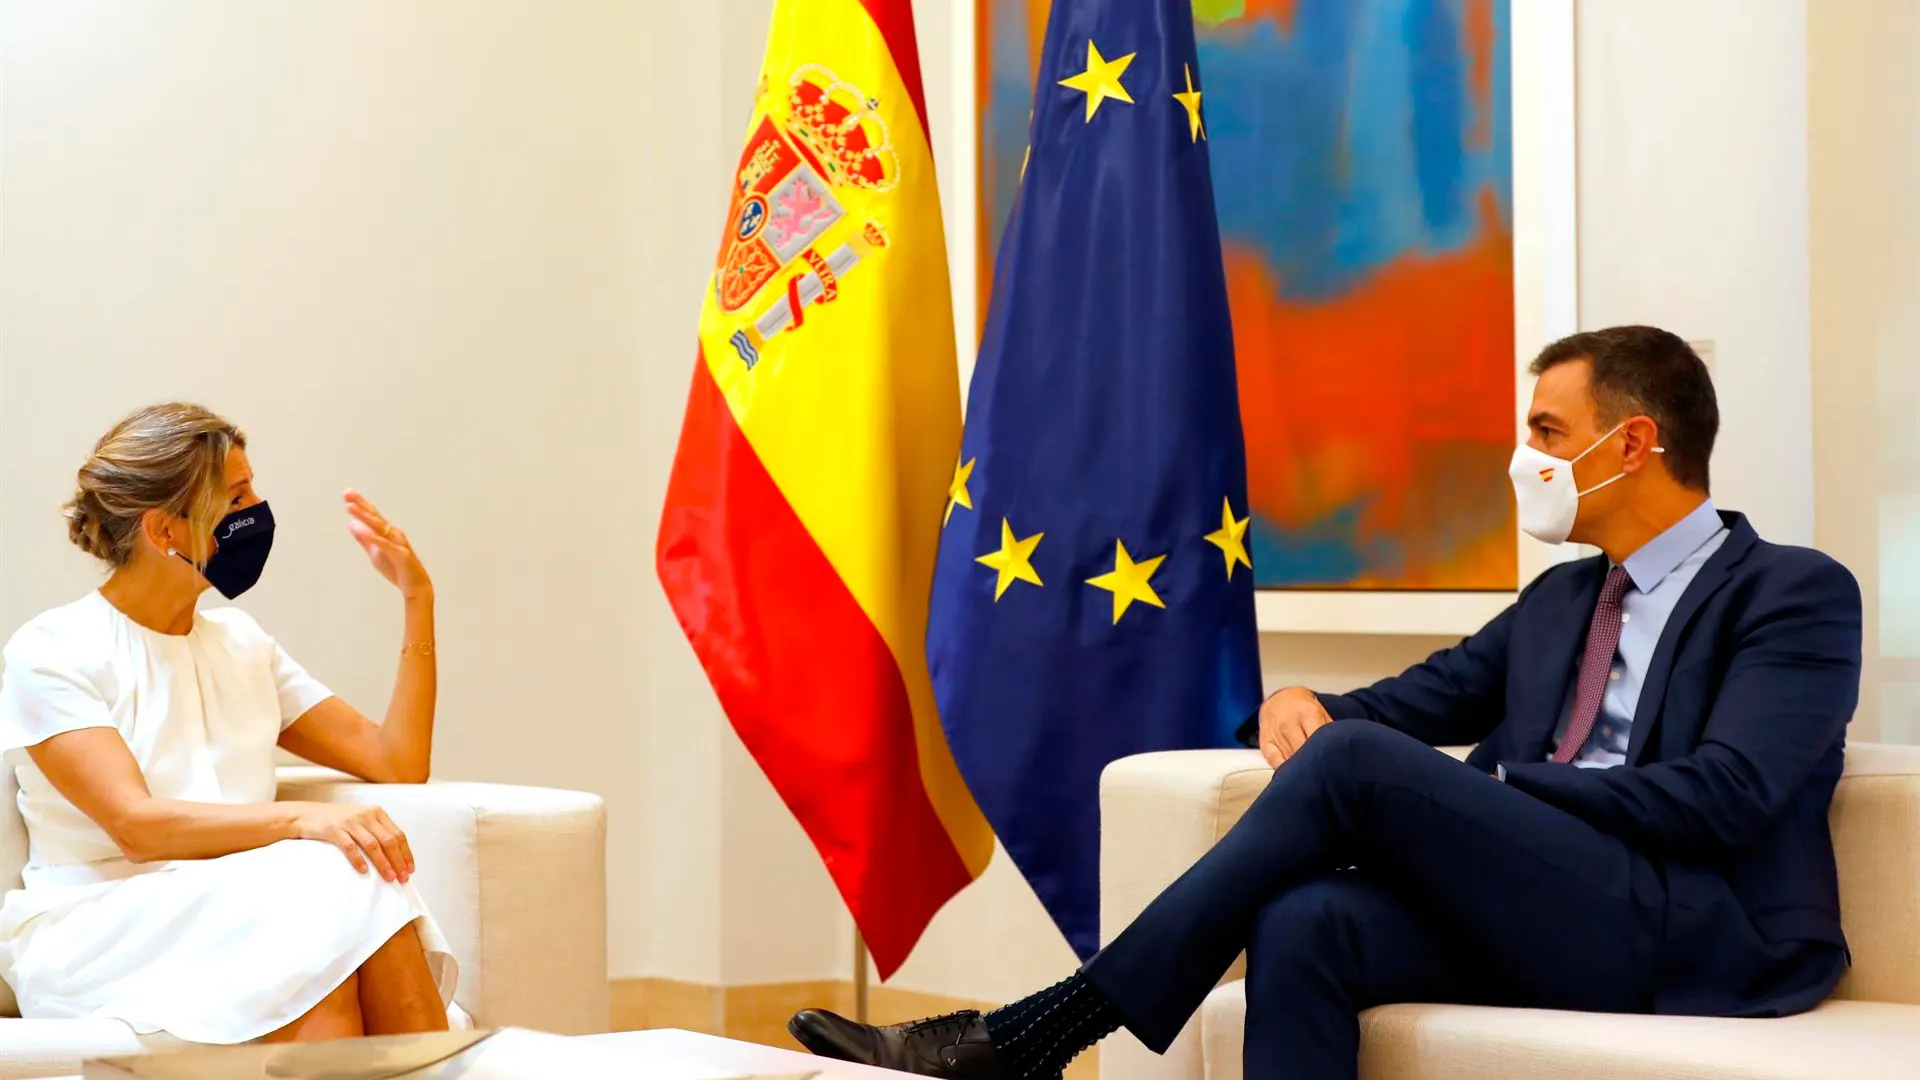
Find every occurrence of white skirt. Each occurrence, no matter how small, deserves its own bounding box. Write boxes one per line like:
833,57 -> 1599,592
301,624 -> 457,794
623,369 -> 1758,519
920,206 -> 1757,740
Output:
0,839 -> 458,1044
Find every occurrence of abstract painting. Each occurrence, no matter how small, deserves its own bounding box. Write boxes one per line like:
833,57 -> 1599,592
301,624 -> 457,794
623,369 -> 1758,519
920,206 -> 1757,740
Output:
979,0 -> 1517,590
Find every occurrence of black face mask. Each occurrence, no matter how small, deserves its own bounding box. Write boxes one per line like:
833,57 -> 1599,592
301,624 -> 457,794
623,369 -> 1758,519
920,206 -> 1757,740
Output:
193,503 -> 276,599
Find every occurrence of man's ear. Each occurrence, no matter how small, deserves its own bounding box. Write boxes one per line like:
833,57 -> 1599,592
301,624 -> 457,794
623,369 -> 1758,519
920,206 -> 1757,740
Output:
1619,415 -> 1664,474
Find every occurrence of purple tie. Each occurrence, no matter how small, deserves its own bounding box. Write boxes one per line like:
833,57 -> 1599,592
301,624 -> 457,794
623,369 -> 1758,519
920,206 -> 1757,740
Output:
1552,566 -> 1633,764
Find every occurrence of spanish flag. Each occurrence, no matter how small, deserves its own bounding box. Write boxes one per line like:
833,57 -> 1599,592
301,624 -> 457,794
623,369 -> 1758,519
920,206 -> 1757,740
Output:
656,0 -> 992,976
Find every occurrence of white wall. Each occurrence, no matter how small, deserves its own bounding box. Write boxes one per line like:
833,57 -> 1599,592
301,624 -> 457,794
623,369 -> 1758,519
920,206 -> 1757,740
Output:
1808,0 -> 1920,743
0,0 -> 675,971
1575,0 -> 1815,544
636,0 -> 731,986
0,0 -> 1830,1003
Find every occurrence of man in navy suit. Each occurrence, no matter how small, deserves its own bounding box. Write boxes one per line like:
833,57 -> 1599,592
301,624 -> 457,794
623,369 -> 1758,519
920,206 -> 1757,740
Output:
791,326 -> 1862,1080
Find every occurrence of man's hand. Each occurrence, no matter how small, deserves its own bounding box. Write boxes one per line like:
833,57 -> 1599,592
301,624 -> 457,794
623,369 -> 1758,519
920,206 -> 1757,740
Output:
1257,687 -> 1333,768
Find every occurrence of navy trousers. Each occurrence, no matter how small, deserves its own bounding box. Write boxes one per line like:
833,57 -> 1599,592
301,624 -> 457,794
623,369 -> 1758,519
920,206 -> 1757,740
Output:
1082,721 -> 1669,1080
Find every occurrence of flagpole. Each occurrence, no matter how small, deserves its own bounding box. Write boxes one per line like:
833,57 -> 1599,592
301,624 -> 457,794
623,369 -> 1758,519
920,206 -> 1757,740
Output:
853,934 -> 871,1022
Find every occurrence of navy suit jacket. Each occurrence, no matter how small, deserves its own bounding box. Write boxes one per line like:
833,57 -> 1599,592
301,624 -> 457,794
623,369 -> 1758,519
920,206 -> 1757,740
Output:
1261,512 -> 1862,1013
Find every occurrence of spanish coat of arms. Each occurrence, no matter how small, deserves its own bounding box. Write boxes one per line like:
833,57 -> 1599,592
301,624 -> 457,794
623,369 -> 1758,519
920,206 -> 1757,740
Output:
711,64 -> 898,370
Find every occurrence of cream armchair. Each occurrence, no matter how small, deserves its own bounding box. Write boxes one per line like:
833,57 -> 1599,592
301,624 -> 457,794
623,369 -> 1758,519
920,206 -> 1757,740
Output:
0,765 -> 609,1079
1099,743 -> 1920,1080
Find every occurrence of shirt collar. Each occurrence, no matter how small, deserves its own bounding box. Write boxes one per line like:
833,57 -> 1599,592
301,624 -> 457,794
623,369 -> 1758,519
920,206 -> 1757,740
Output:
1620,499 -> 1723,593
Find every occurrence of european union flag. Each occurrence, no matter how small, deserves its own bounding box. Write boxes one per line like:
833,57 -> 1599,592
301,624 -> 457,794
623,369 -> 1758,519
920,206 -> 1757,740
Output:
927,0 -> 1262,960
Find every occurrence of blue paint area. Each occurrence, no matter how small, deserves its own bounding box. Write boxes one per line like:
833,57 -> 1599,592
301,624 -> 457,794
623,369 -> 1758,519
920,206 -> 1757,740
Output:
1405,0 -> 1468,232
1488,0 -> 1514,221
985,1 -> 1510,302
1247,505 -> 1404,587
1196,0 -> 1509,301
983,0 -> 1038,261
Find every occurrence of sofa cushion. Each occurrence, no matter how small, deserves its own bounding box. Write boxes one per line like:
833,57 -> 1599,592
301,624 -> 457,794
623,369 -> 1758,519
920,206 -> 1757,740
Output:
1826,742 -> 1920,1005
1199,980 -> 1920,1080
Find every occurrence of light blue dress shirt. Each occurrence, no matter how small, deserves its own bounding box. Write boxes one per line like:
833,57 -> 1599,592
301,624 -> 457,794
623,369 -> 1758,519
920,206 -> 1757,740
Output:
1546,499 -> 1730,768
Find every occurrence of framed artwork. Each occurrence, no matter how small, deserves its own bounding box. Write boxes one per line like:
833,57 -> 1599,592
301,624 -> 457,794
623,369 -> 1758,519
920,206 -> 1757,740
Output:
957,0 -> 1577,634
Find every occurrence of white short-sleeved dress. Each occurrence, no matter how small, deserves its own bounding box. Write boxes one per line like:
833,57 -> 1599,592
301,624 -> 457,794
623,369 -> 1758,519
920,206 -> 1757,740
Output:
0,591 -> 456,1044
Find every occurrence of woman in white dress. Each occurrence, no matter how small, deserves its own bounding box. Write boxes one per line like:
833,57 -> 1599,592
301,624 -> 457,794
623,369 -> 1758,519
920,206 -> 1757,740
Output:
0,403 -> 457,1044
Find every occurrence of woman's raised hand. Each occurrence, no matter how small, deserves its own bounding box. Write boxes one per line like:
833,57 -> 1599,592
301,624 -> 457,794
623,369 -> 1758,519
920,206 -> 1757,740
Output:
344,490 -> 432,601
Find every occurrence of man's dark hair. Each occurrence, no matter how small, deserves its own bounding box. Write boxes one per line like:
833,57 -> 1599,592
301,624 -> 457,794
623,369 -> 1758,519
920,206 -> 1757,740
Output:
1530,325 -> 1719,492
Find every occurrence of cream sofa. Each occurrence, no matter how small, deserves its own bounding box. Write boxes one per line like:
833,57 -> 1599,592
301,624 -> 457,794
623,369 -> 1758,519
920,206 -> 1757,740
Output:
0,764 -> 610,1079
1100,742 -> 1920,1080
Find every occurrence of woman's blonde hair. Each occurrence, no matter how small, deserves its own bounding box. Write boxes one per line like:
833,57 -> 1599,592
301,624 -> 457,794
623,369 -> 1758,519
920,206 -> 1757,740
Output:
64,403 -> 247,568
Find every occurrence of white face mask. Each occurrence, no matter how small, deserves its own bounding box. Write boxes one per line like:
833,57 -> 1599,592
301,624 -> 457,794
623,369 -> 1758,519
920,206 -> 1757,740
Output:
1507,422 -> 1663,545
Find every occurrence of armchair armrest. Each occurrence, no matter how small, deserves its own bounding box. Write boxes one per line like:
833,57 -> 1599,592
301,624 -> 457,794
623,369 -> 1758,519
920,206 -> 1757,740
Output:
275,767 -> 609,1035
1100,750 -> 1272,975
1098,750 -> 1272,1080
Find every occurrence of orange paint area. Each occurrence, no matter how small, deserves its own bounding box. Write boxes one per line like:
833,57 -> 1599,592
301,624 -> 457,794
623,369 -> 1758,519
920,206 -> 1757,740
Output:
1230,190 -> 1518,589
1234,0 -> 1300,32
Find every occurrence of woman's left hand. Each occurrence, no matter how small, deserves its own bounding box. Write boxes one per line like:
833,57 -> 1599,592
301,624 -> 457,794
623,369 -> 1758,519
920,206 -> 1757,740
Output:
344,490 -> 433,601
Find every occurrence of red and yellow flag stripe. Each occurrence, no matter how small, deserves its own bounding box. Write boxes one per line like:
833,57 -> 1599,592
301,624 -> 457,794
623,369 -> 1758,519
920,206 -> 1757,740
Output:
657,0 -> 992,976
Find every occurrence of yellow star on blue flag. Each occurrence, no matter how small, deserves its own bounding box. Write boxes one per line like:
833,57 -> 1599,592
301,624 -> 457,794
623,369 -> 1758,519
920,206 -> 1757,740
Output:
1060,41 -> 1136,122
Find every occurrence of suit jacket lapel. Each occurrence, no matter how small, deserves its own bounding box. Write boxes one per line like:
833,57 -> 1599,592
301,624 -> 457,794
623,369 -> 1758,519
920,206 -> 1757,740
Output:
1625,513 -> 1757,763
1520,558 -> 1607,761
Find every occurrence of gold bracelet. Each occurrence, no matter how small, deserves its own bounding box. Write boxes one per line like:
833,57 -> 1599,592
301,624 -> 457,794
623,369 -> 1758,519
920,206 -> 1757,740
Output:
400,640 -> 436,658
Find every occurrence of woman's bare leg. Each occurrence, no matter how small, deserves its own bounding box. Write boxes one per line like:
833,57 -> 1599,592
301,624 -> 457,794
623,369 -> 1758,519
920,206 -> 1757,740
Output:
259,972 -> 364,1043
357,922 -> 448,1035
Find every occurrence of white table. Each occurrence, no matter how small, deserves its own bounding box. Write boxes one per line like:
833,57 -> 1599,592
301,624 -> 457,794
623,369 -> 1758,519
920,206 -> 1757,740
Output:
69,1028 -> 901,1079
580,1029 -> 909,1078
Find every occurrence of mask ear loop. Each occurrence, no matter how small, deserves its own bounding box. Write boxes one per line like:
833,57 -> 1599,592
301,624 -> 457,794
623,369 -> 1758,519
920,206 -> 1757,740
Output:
1569,421 -> 1628,465
1571,422 -> 1666,461
1572,426 -> 1666,498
